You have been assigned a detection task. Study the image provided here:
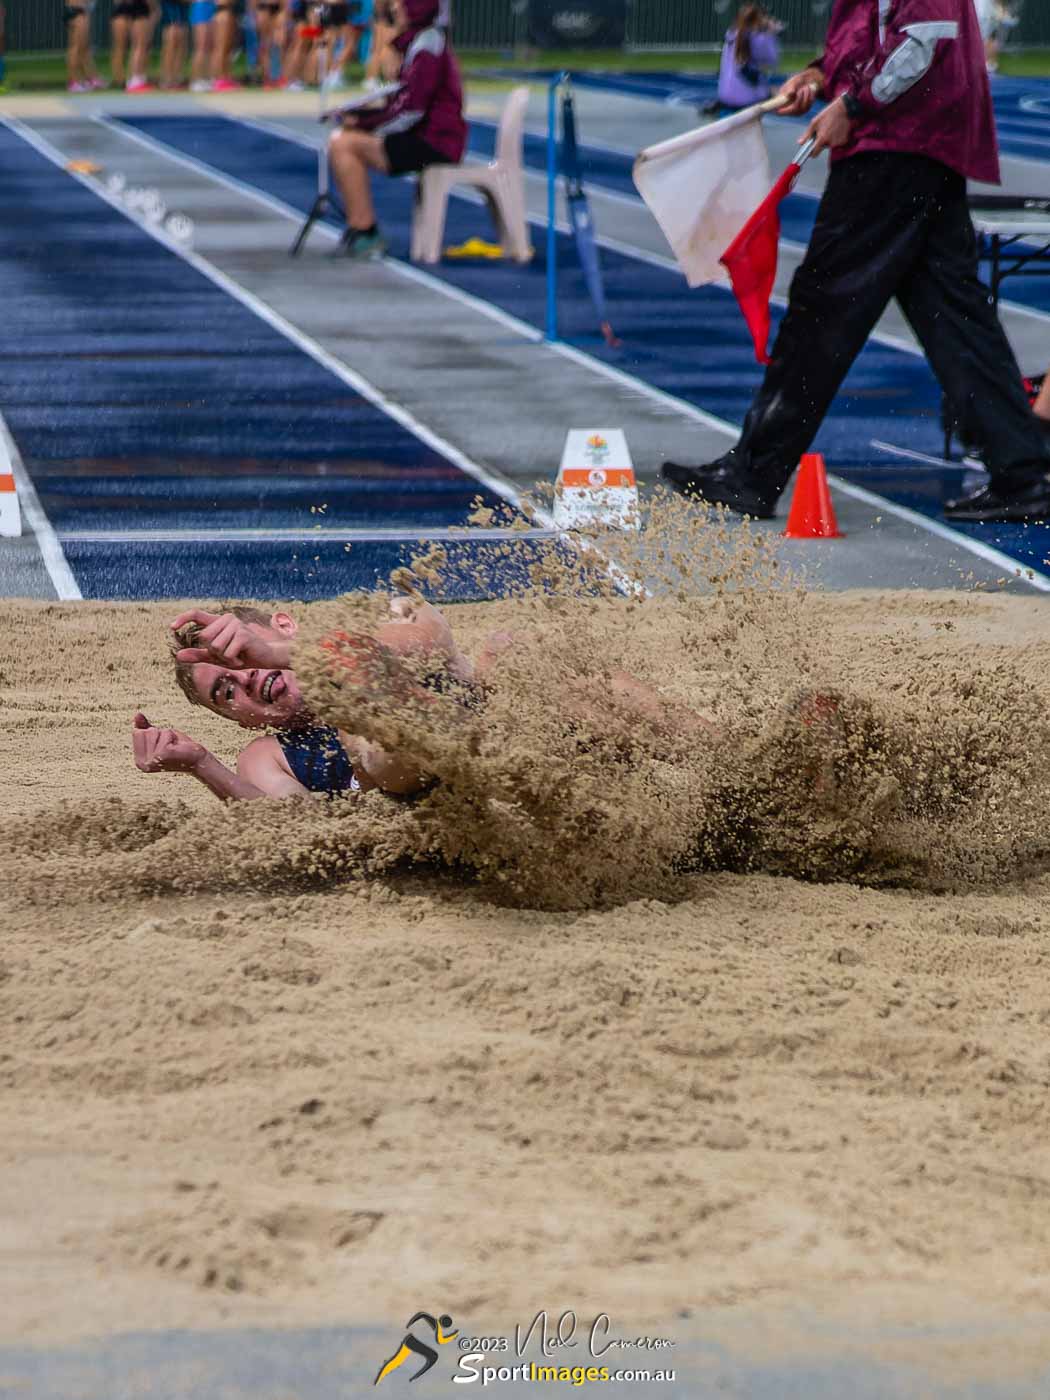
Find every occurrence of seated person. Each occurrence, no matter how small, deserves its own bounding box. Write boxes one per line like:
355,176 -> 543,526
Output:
716,3 -> 781,111
132,597 -> 716,801
326,0 -> 466,259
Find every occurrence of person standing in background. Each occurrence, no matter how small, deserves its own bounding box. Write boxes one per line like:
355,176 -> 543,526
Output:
111,0 -> 159,91
211,0 -> 242,88
159,0 -> 190,86
281,0 -> 312,90
717,3 -> 782,109
249,0 -> 282,84
189,0 -> 214,89
64,0 -> 103,91
363,0 -> 398,88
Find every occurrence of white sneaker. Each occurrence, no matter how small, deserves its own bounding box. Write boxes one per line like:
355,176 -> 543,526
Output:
285,79 -> 305,92
190,78 -> 212,92
321,68 -> 346,92
363,75 -> 382,92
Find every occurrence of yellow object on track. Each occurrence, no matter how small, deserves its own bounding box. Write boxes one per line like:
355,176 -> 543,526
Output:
443,236 -> 505,259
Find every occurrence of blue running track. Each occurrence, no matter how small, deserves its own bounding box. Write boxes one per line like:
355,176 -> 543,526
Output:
0,122 -> 524,600
116,112 -> 1050,579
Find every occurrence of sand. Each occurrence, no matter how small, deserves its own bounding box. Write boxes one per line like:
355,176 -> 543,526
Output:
6,523 -> 1050,1378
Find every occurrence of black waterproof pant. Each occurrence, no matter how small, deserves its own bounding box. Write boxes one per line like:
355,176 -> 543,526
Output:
733,152 -> 1049,493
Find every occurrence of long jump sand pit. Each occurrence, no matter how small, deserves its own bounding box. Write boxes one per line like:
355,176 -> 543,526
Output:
6,510 -> 1050,1379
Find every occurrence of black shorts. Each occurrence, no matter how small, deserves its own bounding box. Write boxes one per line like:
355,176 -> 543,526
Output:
384,129 -> 452,177
256,1 -> 280,11
112,0 -> 151,16
63,5 -> 86,23
321,1 -> 349,23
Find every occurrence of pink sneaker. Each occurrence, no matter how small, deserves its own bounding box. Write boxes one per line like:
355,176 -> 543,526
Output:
90,76 -> 109,89
211,77 -> 242,92
67,81 -> 91,93
126,78 -> 155,93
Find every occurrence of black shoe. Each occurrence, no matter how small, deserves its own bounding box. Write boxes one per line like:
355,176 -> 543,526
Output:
943,475 -> 1050,522
661,457 -> 781,519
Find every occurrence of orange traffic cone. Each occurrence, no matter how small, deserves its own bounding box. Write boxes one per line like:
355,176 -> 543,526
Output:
783,453 -> 843,539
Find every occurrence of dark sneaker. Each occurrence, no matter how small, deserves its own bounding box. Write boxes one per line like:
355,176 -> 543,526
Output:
661,457 -> 781,519
331,227 -> 387,260
943,476 -> 1050,522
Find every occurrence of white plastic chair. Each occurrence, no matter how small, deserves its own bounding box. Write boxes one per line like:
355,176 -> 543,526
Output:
410,85 -> 532,264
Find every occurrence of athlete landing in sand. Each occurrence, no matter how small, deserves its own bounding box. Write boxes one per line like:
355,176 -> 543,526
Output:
132,596 -> 477,800
131,597 -> 715,801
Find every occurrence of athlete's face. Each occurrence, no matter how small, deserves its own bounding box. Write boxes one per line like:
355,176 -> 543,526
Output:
190,621 -> 306,729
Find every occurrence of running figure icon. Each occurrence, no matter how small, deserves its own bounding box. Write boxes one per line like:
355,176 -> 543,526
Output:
374,1311 -> 459,1384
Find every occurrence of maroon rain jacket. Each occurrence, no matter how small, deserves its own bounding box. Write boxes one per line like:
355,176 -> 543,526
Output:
354,0 -> 467,163
815,0 -> 1000,183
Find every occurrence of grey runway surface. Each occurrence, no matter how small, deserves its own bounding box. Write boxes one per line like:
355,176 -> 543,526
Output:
6,1322 -> 1050,1399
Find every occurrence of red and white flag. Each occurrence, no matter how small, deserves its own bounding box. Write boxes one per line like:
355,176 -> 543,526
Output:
632,101 -> 778,289
719,157 -> 806,364
633,97 -> 814,363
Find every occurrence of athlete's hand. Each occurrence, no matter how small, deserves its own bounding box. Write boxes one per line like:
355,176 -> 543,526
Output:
169,609 -> 290,669
132,712 -> 208,774
801,94 -> 853,156
777,68 -> 824,116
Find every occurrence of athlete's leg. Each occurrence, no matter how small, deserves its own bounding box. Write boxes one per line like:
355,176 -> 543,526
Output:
189,4 -> 213,85
110,12 -> 130,84
71,10 -> 94,84
254,2 -> 273,79
211,1 -> 239,81
129,12 -> 153,84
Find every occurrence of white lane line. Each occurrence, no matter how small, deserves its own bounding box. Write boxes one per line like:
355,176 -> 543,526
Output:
870,439 -> 985,471
831,471 -> 1050,593
1,114 -> 529,521
59,527 -> 557,543
75,113 -> 1050,593
0,410 -> 82,600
